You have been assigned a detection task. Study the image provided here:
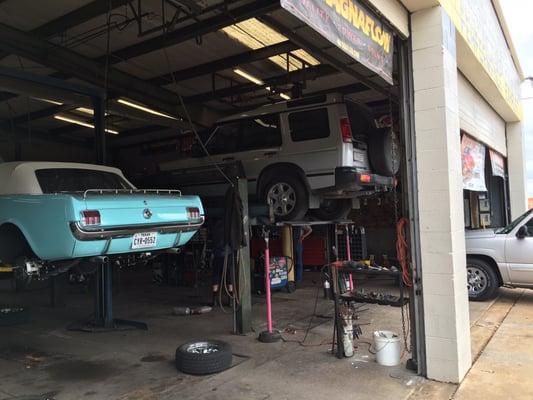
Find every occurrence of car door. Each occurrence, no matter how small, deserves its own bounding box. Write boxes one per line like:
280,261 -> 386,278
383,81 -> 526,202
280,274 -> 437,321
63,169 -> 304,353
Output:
505,214 -> 533,286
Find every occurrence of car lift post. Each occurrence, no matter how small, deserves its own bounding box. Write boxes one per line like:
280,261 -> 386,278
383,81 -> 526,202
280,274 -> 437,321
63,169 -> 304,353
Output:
236,177 -> 252,334
68,256 -> 148,332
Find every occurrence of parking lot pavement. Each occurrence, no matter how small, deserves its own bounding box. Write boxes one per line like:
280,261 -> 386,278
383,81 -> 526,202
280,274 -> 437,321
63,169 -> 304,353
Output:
454,289 -> 531,400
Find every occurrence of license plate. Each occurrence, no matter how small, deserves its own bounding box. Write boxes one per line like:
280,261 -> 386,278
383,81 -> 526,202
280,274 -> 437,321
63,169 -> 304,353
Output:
132,232 -> 157,249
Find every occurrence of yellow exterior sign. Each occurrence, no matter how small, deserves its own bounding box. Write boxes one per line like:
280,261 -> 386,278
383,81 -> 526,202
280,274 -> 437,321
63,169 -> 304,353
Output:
439,0 -> 522,119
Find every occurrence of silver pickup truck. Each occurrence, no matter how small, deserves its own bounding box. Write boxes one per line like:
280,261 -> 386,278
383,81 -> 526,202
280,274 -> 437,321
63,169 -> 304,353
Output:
465,209 -> 533,300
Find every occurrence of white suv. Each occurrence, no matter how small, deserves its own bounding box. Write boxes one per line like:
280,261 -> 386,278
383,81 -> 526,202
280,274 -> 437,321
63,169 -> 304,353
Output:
157,93 -> 399,220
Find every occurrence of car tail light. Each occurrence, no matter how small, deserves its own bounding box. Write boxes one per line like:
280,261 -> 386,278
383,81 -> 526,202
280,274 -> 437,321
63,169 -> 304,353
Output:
81,210 -> 101,226
187,207 -> 201,220
340,117 -> 352,143
360,174 -> 372,183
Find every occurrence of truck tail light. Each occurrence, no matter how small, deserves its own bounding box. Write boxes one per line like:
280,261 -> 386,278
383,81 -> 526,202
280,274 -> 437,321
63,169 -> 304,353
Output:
81,210 -> 101,226
340,117 -> 352,143
187,207 -> 201,220
359,174 -> 372,183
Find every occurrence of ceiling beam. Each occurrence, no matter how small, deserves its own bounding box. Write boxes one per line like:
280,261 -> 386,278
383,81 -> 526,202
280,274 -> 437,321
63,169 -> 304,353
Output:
0,122 -> 91,148
101,0 -> 280,65
0,22 -> 217,127
185,64 -> 338,103
0,0 -> 134,102
149,41 -> 299,85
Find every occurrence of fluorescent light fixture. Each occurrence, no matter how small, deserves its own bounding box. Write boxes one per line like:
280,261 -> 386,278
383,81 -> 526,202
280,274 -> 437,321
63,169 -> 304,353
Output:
75,107 -> 109,116
222,18 -> 319,72
33,97 -> 63,105
117,98 -> 176,120
75,107 -> 94,115
279,93 -> 291,100
54,115 -> 119,135
233,68 -> 264,85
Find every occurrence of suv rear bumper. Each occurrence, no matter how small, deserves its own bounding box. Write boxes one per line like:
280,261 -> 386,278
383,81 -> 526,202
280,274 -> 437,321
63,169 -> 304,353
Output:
335,167 -> 394,192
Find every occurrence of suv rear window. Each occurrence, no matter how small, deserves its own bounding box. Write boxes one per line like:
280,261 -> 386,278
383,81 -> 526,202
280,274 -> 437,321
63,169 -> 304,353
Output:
289,108 -> 330,141
36,168 -> 132,193
204,114 -> 281,155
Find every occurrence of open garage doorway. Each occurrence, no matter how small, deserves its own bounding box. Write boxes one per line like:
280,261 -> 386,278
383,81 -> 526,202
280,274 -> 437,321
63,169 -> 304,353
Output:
0,1 -> 426,398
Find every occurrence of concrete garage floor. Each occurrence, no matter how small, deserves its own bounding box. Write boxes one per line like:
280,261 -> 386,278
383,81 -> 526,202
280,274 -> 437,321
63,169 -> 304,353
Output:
0,270 -> 515,400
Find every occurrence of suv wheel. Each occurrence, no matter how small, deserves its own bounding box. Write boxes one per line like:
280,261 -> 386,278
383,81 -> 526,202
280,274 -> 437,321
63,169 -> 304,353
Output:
467,257 -> 499,301
312,199 -> 352,221
264,176 -> 308,221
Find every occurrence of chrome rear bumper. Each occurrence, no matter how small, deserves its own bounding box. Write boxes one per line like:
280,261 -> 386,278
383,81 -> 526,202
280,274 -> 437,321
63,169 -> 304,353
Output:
70,217 -> 204,241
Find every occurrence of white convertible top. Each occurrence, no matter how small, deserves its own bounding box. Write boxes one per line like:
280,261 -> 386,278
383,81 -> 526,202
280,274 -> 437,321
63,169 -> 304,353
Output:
0,161 -> 129,195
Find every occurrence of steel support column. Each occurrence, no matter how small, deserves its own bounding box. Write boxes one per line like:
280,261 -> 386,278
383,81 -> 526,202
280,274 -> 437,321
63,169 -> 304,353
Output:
236,178 -> 252,334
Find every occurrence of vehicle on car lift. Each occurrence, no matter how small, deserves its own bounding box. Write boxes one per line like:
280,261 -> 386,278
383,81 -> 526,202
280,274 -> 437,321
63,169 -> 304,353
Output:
155,93 -> 399,221
0,162 -> 204,285
465,209 -> 533,300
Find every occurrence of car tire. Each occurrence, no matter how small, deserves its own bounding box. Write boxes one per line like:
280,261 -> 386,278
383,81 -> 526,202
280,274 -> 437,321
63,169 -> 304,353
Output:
311,199 -> 352,221
367,128 -> 400,177
175,340 -> 232,375
263,176 -> 308,221
467,257 -> 499,301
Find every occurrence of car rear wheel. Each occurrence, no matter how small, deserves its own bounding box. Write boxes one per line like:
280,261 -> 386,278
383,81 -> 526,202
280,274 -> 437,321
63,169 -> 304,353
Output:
264,176 -> 308,221
467,258 -> 499,301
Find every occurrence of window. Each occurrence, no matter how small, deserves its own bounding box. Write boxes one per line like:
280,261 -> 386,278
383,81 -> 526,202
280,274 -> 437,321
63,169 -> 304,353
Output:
289,108 -> 330,141
202,114 -> 282,155
36,169 -> 133,193
525,218 -> 533,237
240,115 -> 281,151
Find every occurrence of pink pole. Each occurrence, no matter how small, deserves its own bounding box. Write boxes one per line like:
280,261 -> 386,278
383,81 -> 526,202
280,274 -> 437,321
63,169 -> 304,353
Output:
264,237 -> 273,333
346,226 -> 354,291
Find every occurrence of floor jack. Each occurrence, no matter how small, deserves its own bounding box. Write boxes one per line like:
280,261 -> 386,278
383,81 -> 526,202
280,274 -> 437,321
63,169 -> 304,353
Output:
67,256 -> 147,332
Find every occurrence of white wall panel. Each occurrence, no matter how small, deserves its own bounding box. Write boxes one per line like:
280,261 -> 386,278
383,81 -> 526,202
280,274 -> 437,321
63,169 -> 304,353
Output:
458,73 -> 507,156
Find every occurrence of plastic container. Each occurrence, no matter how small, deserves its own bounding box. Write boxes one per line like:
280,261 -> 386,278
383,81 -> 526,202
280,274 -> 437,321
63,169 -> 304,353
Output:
373,330 -> 401,366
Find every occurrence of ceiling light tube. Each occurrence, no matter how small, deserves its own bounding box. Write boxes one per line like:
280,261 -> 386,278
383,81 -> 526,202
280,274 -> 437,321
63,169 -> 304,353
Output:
233,68 -> 264,85
279,93 -> 291,100
75,107 -> 109,116
33,97 -> 63,105
117,98 -> 176,120
54,115 -> 119,135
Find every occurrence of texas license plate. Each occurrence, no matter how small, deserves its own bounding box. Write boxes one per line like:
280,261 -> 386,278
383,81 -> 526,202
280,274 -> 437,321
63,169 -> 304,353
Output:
132,232 -> 157,249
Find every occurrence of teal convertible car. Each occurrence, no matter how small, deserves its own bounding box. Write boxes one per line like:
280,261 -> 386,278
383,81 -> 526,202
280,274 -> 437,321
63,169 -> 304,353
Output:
0,161 -> 204,281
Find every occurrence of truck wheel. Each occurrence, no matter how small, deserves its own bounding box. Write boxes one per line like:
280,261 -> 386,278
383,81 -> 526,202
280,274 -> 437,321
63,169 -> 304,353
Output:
368,128 -> 400,177
175,340 -> 232,375
467,258 -> 499,301
311,199 -> 352,221
264,176 -> 308,221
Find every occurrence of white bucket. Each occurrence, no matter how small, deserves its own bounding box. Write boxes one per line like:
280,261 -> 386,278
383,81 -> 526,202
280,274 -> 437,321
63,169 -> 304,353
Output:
373,330 -> 401,366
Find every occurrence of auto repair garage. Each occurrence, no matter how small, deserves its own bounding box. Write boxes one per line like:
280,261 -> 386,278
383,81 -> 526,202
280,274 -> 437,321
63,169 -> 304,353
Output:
0,0 -> 528,398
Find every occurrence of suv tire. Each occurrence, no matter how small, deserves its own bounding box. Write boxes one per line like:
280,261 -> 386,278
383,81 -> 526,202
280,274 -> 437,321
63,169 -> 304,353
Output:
466,257 -> 499,301
311,199 -> 352,221
264,176 -> 308,221
368,128 -> 400,177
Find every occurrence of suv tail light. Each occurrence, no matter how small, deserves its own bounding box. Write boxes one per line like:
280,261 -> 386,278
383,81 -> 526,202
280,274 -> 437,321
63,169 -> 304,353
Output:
187,207 -> 201,220
340,117 -> 352,143
81,210 -> 101,226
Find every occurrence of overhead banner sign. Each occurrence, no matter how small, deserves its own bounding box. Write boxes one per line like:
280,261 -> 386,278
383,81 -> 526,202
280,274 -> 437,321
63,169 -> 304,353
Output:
462,135 -> 487,192
281,0 -> 394,84
489,149 -> 505,178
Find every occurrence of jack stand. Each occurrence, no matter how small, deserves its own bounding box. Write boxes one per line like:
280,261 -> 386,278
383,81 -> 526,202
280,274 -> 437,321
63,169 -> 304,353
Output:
67,257 -> 147,332
258,227 -> 281,343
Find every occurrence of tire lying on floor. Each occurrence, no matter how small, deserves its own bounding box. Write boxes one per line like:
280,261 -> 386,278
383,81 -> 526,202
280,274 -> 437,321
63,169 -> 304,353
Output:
175,340 -> 232,375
